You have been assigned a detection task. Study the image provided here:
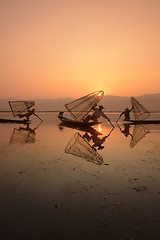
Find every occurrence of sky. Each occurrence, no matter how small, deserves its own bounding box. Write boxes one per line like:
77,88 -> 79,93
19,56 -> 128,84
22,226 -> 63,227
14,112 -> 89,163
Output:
0,0 -> 160,99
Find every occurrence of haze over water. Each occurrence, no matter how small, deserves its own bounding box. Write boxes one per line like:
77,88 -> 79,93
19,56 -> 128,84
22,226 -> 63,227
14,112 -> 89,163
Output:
0,112 -> 160,239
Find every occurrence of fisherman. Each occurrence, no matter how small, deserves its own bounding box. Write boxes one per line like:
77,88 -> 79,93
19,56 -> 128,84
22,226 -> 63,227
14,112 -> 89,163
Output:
116,107 -> 133,122
58,111 -> 64,119
18,109 -> 36,121
117,123 -> 133,138
83,104 -> 114,127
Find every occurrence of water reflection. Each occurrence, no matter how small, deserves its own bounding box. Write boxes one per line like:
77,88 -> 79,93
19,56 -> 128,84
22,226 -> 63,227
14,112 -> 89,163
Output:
0,113 -> 160,240
130,124 -> 149,148
59,120 -> 115,164
9,122 -> 42,144
117,123 -> 149,148
83,126 -> 114,150
59,120 -> 102,136
65,132 -> 103,165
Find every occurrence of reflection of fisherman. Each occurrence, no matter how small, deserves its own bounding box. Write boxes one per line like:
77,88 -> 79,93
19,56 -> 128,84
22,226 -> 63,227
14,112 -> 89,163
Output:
118,124 -> 133,138
10,124 -> 36,144
83,127 -> 114,150
92,135 -> 108,150
84,105 -> 114,127
116,107 -> 133,122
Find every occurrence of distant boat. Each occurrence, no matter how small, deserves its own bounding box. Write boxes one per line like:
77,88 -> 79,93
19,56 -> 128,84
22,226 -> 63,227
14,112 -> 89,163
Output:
0,100 -> 42,124
125,97 -> 160,124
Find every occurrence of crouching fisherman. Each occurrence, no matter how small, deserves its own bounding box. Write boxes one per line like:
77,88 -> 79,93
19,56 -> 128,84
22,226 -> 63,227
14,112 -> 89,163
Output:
19,109 -> 43,122
83,105 -> 114,127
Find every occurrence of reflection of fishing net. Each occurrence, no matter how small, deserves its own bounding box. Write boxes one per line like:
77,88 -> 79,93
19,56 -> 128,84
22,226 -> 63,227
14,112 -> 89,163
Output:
131,97 -> 150,120
65,132 -> 103,165
65,90 -> 104,122
9,101 -> 35,117
9,128 -> 36,144
130,125 -> 149,148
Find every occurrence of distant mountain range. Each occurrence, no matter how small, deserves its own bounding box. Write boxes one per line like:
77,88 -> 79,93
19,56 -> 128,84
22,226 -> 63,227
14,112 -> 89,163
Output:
0,93 -> 160,112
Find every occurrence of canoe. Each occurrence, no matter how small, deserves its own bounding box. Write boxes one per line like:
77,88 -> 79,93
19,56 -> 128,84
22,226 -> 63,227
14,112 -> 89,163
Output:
124,119 -> 160,124
58,116 -> 102,135
0,118 -> 30,124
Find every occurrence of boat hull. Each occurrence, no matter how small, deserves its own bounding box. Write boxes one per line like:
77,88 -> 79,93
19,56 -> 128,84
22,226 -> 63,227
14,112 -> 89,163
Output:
0,118 -> 30,124
58,116 -> 102,135
124,119 -> 160,124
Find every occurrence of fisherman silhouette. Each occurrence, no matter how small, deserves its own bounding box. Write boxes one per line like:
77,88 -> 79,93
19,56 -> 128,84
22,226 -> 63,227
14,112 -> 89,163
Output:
18,108 -> 43,122
116,107 -> 133,122
18,109 -> 36,121
83,104 -> 114,127
83,126 -> 114,150
118,124 -> 133,138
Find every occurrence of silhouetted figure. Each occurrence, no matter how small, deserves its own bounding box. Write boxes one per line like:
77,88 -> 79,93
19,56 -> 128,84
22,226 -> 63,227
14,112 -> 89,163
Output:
83,127 -> 114,150
116,107 -> 133,122
18,109 -> 36,121
18,109 -> 43,122
58,111 -> 64,117
84,105 -> 114,127
118,124 -> 133,138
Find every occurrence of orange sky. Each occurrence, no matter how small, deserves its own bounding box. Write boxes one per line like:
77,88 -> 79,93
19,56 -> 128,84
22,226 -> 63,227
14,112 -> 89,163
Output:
0,0 -> 160,99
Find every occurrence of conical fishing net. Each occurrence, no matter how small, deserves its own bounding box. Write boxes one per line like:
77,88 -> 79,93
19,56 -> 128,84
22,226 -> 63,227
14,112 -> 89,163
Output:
9,128 -> 36,144
65,132 -> 103,165
9,101 -> 35,117
130,125 -> 149,148
130,97 -> 150,120
65,90 -> 104,122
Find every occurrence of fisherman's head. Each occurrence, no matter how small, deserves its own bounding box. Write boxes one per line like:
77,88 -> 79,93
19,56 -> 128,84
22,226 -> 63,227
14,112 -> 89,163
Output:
99,105 -> 105,110
98,145 -> 104,150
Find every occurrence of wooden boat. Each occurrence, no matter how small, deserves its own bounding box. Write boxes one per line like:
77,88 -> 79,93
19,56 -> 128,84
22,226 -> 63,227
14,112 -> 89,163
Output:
124,119 -> 160,125
0,118 -> 30,124
59,115 -> 102,135
124,97 -> 160,125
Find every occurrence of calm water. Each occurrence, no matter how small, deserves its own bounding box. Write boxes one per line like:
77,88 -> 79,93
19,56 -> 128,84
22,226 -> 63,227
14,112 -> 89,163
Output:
0,112 -> 160,240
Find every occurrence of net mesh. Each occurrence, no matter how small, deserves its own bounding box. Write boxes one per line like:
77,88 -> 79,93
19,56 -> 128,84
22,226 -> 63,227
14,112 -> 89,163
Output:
65,132 -> 103,165
9,128 -> 36,144
65,90 -> 104,122
8,101 -> 35,117
130,125 -> 149,148
130,97 -> 150,120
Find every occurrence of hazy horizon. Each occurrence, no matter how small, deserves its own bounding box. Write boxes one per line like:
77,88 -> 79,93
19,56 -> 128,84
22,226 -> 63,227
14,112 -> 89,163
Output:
0,91 -> 160,101
0,93 -> 160,112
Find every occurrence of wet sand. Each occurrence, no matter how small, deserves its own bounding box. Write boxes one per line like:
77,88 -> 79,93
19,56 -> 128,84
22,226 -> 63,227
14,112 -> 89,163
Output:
0,113 -> 160,240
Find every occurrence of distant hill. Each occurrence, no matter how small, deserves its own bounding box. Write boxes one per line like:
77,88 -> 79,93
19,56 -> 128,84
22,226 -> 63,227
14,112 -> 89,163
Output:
101,93 -> 160,112
0,93 -> 160,112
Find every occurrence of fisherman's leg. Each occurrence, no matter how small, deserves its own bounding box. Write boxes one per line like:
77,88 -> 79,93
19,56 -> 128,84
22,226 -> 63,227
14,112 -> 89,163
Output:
93,116 -> 99,123
83,115 -> 92,123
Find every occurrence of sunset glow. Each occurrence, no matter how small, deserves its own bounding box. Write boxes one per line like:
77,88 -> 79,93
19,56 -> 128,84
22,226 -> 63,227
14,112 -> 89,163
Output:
0,0 -> 160,99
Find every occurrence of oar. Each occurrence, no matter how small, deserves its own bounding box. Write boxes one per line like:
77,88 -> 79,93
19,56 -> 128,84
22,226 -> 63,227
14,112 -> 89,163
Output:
33,113 -> 43,122
108,119 -> 114,128
116,115 -> 121,123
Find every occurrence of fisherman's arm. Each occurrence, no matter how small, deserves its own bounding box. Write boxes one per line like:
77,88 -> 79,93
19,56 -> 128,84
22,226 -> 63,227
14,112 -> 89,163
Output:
102,112 -> 114,127
116,111 -> 124,123
91,102 -> 98,110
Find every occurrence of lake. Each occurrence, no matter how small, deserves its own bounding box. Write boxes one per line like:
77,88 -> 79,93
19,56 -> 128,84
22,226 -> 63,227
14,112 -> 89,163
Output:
0,112 -> 160,240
